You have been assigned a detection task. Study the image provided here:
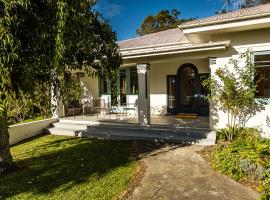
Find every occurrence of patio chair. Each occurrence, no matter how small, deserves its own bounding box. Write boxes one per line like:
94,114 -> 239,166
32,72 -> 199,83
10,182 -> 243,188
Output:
92,99 -> 107,117
64,101 -> 83,117
123,99 -> 138,117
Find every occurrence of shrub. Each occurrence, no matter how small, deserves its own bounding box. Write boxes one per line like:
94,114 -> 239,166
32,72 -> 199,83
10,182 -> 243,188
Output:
212,128 -> 270,199
203,50 -> 265,141
259,172 -> 270,200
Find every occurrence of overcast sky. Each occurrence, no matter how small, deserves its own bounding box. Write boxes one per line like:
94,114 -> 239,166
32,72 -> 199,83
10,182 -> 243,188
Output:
95,0 -> 225,41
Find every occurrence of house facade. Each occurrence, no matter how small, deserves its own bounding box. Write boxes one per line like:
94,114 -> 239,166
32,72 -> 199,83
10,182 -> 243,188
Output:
63,4 -> 270,137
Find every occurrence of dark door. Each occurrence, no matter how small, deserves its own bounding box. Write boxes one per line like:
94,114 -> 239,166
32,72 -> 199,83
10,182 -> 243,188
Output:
166,64 -> 209,116
176,64 -> 200,114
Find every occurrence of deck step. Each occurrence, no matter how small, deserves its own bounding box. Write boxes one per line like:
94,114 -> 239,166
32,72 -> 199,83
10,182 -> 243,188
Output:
45,121 -> 216,145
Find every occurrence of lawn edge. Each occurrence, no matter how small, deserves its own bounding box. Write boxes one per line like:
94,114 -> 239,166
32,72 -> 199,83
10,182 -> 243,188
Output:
116,160 -> 146,200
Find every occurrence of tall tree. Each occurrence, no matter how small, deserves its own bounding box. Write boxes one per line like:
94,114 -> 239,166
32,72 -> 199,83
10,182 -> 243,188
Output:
136,9 -> 194,36
0,0 -> 121,174
220,0 -> 270,13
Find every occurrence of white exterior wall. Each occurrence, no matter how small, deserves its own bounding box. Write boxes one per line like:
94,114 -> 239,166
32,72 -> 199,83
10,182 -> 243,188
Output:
208,29 -> 270,138
9,118 -> 58,145
79,59 -> 209,116
149,58 -> 209,115
80,75 -> 99,100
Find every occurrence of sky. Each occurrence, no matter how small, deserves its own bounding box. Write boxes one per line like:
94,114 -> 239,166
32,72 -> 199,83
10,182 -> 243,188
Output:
95,0 -> 226,41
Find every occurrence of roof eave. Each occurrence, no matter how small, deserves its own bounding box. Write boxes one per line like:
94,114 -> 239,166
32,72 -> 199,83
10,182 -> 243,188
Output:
120,41 -> 230,59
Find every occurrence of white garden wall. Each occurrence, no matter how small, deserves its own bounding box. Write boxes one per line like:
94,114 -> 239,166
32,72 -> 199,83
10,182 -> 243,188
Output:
9,118 -> 58,145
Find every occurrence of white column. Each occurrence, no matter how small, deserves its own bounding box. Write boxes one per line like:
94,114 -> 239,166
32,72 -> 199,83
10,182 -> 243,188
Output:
137,63 -> 150,126
209,57 -> 217,130
51,69 -> 59,118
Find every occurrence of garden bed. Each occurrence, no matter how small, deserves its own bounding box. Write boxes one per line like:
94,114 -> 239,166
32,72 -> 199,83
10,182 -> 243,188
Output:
200,131 -> 270,200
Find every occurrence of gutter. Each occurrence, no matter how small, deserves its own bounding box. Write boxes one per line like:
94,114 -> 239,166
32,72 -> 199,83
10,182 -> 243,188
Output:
120,41 -> 230,59
120,41 -> 190,51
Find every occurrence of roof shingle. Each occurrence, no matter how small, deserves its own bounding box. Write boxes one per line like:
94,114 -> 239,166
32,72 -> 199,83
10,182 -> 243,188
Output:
180,3 -> 270,28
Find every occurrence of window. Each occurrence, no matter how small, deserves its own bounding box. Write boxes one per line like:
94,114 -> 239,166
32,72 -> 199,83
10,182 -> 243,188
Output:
120,69 -> 127,105
100,78 -> 108,95
254,52 -> 270,98
167,75 -> 176,113
129,67 -> 138,94
98,67 -> 138,100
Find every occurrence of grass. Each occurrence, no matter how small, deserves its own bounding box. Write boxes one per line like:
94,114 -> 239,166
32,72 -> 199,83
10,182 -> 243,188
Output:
0,135 -> 137,200
13,116 -> 46,125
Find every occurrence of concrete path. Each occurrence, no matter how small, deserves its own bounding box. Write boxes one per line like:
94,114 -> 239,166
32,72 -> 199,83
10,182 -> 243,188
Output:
127,145 -> 259,200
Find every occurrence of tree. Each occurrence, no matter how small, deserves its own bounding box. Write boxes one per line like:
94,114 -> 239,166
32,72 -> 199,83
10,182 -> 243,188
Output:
222,0 -> 270,11
245,0 -> 270,7
136,9 -> 194,36
0,0 -> 121,174
218,0 -> 270,13
203,50 -> 265,141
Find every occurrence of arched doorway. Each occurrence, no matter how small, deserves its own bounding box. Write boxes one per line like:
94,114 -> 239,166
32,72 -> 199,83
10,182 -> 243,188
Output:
176,63 -> 200,114
166,63 -> 209,116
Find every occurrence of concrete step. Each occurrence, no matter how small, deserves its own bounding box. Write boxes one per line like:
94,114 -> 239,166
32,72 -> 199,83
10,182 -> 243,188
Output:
58,119 -> 210,132
45,127 -> 78,137
45,121 -> 216,145
52,122 -> 89,130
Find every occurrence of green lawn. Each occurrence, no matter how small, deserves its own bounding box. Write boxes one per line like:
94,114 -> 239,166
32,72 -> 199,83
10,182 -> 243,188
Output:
13,116 -> 46,125
0,135 -> 137,200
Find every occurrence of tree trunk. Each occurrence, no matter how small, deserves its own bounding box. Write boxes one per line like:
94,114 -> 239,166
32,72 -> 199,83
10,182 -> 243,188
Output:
0,120 -> 15,175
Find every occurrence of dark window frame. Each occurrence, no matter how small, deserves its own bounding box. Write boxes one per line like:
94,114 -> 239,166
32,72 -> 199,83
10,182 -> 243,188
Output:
253,51 -> 270,100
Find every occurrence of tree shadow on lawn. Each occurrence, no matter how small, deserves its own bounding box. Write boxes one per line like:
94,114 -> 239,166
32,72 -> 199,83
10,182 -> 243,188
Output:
0,135 -> 187,199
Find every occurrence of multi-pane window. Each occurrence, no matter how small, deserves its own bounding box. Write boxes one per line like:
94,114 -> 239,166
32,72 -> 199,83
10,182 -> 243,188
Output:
254,52 -> 270,98
100,79 -> 108,95
99,67 -> 138,98
167,75 -> 176,112
120,69 -> 127,105
130,67 -> 138,94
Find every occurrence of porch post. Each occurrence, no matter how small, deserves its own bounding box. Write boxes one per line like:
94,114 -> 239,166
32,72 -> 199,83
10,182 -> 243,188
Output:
51,69 -> 59,118
137,63 -> 151,126
209,57 -> 217,130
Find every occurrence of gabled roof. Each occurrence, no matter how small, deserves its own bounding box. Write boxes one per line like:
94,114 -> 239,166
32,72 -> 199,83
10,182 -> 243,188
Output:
118,28 -> 189,50
180,3 -> 270,29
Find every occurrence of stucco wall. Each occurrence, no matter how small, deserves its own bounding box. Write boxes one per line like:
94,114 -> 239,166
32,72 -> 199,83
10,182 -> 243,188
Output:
80,75 -> 99,100
9,118 -> 58,145
208,29 -> 270,138
149,58 -> 209,114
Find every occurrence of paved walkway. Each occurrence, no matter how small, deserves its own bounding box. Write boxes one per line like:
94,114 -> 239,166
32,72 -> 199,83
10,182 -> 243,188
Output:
127,145 -> 259,200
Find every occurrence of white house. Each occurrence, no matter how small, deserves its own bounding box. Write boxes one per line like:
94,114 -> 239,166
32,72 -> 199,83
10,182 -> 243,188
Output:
57,3 -> 270,138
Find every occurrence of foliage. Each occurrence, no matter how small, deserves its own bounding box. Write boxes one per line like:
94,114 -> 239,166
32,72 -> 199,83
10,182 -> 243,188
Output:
211,128 -> 270,199
219,0 -> 270,13
245,0 -> 270,7
0,135 -> 137,199
203,50 -> 265,141
0,0 -> 121,173
259,173 -> 270,200
60,71 -> 82,105
136,9 -> 194,36
13,116 -> 45,125
7,91 -> 33,123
